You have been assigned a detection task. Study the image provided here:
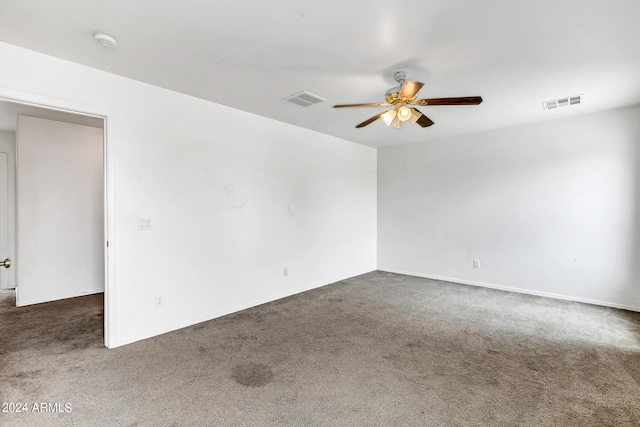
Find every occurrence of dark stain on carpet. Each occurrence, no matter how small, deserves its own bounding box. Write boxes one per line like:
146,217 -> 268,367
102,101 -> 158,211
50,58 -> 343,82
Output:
231,362 -> 274,387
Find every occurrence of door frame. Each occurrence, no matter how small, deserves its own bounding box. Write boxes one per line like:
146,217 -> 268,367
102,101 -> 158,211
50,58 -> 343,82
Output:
0,88 -> 117,348
0,152 -> 10,289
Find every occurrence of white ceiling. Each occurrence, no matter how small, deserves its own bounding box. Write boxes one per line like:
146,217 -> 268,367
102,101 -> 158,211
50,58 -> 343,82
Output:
0,0 -> 639,148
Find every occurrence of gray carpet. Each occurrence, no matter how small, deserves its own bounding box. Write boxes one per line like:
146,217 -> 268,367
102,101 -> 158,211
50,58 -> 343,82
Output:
1,271 -> 639,426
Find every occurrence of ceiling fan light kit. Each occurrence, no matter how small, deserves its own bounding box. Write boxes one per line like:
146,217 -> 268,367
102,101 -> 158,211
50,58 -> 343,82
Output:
391,114 -> 403,128
397,105 -> 412,121
381,109 -> 396,126
333,71 -> 483,129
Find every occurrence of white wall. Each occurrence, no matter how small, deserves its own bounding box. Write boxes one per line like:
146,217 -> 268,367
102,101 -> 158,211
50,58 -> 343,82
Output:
379,104 -> 640,310
0,130 -> 16,289
17,115 -> 104,305
0,42 -> 377,347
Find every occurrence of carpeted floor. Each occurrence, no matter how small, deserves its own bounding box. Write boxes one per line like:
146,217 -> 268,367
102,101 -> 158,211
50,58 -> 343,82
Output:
1,271 -> 639,426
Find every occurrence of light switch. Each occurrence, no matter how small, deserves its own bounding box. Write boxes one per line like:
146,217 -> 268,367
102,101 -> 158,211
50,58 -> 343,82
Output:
138,218 -> 152,230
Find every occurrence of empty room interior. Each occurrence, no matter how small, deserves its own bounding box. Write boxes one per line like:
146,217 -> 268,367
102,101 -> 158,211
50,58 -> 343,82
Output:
0,1 -> 639,426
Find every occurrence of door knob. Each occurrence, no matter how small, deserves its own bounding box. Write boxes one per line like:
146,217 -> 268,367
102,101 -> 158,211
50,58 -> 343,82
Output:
0,258 -> 10,268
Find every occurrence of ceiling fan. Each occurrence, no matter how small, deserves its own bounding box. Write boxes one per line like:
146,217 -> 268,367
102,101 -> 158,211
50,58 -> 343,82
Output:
333,71 -> 483,129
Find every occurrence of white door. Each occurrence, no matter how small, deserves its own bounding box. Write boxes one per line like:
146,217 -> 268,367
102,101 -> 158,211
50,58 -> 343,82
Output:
16,116 -> 104,306
0,152 -> 13,289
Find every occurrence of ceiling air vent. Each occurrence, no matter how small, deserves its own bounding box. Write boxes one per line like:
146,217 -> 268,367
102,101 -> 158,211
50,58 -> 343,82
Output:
542,94 -> 582,111
283,91 -> 326,107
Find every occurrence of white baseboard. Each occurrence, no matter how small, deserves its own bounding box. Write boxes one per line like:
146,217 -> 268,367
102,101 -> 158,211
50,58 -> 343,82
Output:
116,268 -> 376,348
377,267 -> 640,313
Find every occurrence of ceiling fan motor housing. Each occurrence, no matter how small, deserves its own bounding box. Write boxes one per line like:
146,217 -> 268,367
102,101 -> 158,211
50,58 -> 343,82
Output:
393,71 -> 409,84
385,71 -> 410,99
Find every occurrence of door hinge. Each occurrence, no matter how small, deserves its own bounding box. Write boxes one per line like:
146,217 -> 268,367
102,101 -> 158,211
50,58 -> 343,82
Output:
106,241 -> 109,248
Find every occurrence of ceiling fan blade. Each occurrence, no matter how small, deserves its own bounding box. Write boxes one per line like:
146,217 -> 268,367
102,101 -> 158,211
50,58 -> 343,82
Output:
415,96 -> 483,106
333,102 -> 391,108
410,108 -> 435,127
355,110 -> 390,128
398,81 -> 425,100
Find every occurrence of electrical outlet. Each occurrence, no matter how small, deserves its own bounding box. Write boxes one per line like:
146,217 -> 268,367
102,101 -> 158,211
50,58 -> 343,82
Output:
283,267 -> 288,277
473,260 -> 480,268
155,296 -> 163,307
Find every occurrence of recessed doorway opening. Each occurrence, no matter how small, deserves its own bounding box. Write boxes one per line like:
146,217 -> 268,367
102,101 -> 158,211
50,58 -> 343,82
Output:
0,98 -> 109,347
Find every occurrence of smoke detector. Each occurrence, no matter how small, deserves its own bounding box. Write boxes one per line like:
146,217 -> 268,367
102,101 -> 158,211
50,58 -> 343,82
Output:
94,32 -> 118,49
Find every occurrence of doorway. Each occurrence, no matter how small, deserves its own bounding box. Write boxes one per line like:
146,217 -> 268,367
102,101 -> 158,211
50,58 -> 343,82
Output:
0,98 -> 110,346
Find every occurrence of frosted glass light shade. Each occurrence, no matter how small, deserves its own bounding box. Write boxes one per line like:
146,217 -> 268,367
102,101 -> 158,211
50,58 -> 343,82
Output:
397,105 -> 411,121
392,115 -> 404,128
381,110 -> 396,126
